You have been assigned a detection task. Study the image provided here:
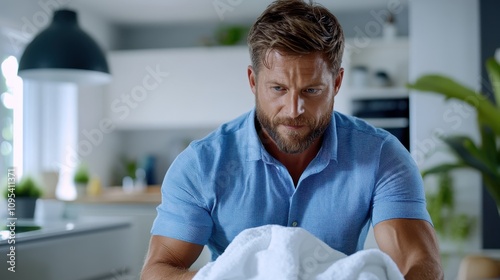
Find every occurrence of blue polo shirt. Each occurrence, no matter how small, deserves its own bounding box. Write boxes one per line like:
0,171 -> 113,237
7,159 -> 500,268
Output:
151,109 -> 431,259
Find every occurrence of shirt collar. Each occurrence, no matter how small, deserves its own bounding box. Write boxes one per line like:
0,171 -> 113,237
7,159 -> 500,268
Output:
324,112 -> 339,162
245,109 -> 265,161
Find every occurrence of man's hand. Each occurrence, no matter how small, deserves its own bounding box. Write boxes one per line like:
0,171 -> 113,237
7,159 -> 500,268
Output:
141,235 -> 204,280
374,219 -> 444,280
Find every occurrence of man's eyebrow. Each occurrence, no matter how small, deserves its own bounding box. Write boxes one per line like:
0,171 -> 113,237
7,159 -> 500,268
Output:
264,80 -> 326,88
264,80 -> 285,85
264,80 -> 327,87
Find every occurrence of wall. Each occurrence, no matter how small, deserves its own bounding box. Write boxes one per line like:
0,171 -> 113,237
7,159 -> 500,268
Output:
0,0 -> 48,56
112,128 -> 214,186
408,0 -> 491,278
0,0 -> 117,55
76,85 -> 120,189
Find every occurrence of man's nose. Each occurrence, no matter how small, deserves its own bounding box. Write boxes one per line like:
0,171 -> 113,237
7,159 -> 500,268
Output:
286,91 -> 305,118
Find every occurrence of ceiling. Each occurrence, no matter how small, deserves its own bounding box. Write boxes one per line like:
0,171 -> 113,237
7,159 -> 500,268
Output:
69,0 -> 403,25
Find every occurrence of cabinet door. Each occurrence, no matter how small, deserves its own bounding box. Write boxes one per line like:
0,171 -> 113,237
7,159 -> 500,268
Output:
66,203 -> 157,278
107,46 -> 255,129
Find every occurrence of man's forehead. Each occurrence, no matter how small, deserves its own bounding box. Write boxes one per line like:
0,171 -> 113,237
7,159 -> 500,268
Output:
262,50 -> 327,69
258,50 -> 329,79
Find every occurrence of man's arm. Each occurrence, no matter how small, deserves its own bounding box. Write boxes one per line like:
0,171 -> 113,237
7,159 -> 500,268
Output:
374,218 -> 443,280
141,235 -> 204,280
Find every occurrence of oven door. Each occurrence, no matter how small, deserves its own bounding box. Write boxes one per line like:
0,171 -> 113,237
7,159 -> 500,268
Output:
352,98 -> 410,150
361,118 -> 409,150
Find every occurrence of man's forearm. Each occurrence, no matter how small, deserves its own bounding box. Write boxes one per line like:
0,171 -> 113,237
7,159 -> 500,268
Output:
141,263 -> 197,280
405,260 -> 444,280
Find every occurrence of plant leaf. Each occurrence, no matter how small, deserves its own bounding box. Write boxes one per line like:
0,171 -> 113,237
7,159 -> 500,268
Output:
478,118 -> 498,166
437,171 -> 454,208
442,136 -> 498,179
407,75 -> 500,135
421,163 -> 468,178
483,174 -> 500,209
486,58 -> 500,109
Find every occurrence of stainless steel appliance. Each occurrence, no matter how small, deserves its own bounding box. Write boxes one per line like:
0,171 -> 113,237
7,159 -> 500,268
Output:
351,97 -> 410,150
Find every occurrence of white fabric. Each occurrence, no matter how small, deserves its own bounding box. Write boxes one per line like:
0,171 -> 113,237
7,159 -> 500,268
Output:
194,225 -> 403,280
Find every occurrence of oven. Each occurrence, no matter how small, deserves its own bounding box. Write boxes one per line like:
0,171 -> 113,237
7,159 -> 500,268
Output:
351,97 -> 410,150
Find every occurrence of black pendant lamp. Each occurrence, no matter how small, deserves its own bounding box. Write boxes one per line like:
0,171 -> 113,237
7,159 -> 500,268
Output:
18,9 -> 111,85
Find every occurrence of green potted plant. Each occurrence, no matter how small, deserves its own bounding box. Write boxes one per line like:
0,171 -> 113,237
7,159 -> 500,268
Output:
3,176 -> 43,219
424,171 -> 474,243
215,25 -> 248,46
73,164 -> 90,197
407,57 -> 500,216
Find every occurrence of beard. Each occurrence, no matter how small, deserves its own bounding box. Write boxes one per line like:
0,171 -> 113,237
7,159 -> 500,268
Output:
255,101 -> 332,154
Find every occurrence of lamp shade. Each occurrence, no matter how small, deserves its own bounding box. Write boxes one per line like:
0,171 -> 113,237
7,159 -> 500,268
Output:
18,9 -> 111,85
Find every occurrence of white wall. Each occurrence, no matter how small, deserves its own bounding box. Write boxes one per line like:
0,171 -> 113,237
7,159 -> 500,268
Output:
409,0 -> 482,278
0,0 -> 117,56
76,85 -> 120,189
77,10 -> 117,51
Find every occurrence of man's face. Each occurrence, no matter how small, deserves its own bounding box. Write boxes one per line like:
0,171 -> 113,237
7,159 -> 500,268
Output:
248,50 -> 344,154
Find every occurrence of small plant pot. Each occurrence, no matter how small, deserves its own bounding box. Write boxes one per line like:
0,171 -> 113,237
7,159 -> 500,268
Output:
15,197 -> 38,219
75,183 -> 88,197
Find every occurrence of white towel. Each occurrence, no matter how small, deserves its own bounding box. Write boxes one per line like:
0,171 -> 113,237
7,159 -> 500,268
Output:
194,225 -> 403,280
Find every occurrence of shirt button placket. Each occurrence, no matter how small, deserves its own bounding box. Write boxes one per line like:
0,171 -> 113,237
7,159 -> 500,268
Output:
291,221 -> 298,227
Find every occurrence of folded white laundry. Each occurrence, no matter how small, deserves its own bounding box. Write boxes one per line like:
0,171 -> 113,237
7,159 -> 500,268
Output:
193,225 -> 403,280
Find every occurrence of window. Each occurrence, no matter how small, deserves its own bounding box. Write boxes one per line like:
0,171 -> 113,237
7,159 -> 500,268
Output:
0,56 -> 21,185
0,26 -> 79,201
0,52 -> 78,200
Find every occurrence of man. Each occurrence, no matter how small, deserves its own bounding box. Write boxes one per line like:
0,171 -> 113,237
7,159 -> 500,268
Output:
141,1 -> 443,279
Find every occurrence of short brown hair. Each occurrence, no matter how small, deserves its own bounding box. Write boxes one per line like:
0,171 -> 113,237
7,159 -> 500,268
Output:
247,0 -> 345,74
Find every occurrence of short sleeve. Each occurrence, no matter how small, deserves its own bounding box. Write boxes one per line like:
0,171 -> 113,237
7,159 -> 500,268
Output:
371,136 -> 432,226
150,145 -> 213,245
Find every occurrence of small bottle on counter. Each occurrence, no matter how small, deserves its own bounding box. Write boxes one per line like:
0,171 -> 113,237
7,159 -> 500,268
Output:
122,176 -> 134,193
87,177 -> 102,196
134,168 -> 147,192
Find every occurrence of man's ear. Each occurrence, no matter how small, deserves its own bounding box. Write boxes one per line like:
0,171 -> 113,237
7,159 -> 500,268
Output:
334,67 -> 344,96
248,66 -> 257,95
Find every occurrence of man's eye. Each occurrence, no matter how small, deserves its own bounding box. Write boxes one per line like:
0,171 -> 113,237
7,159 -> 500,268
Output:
304,88 -> 320,95
272,86 -> 285,92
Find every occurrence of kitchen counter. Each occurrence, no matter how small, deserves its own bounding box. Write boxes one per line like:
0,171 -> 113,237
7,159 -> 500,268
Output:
0,217 -> 133,280
73,185 -> 162,204
0,216 -> 131,245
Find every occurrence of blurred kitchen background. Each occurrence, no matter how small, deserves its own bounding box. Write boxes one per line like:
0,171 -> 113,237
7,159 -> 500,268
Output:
0,0 -> 499,279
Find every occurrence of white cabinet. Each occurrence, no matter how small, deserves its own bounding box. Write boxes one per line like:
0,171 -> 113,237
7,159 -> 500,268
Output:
65,202 -> 212,277
106,46 -> 255,129
65,203 -> 158,278
105,42 -> 408,128
0,218 -> 133,280
343,38 -> 409,106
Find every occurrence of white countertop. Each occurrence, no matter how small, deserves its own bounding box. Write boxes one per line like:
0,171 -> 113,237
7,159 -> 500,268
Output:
0,216 -> 132,245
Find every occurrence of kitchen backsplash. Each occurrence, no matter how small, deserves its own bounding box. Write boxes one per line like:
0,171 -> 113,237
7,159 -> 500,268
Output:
111,127 -> 214,186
